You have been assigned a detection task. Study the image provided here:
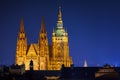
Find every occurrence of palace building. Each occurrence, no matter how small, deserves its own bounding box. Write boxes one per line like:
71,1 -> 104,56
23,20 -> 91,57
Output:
15,7 -> 73,70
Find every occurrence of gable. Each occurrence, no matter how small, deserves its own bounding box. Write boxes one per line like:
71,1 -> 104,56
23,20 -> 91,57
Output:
26,44 -> 38,57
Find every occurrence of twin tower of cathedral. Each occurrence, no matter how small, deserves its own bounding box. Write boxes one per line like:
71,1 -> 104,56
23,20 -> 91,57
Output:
15,7 -> 73,70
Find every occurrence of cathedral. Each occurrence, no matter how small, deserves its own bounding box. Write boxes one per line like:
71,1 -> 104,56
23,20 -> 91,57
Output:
15,7 -> 73,70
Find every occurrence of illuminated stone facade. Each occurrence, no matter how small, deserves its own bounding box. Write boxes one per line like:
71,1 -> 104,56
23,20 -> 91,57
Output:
15,8 -> 73,70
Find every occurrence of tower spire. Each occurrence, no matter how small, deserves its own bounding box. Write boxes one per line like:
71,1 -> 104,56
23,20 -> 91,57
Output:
57,6 -> 63,28
16,18 -> 27,66
19,17 -> 25,32
39,17 -> 49,70
58,6 -> 62,21
40,17 -> 46,33
84,60 -> 88,67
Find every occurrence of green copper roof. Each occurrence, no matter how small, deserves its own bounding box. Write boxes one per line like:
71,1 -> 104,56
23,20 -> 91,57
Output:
54,7 -> 66,37
55,28 -> 65,37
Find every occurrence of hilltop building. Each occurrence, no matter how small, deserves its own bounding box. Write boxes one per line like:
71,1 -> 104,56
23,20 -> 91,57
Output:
15,7 -> 73,70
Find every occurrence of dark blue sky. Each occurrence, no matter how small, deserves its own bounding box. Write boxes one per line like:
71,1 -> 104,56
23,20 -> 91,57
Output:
0,0 -> 120,67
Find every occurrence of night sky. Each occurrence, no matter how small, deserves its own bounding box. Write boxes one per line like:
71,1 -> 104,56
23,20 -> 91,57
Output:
0,0 -> 120,67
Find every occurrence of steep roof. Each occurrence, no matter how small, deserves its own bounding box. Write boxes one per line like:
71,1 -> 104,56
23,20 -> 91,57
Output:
26,44 -> 39,56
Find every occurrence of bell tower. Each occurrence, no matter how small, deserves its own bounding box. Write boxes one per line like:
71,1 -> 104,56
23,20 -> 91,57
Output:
51,7 -> 73,70
15,18 -> 27,65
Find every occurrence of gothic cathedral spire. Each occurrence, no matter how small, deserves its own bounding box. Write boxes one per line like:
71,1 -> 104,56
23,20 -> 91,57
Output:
39,17 -> 48,46
15,18 -> 27,65
40,17 -> 46,33
19,18 -> 25,32
38,17 -> 49,70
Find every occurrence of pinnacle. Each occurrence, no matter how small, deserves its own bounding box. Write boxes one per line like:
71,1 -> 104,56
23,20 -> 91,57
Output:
40,17 -> 46,33
19,17 -> 25,32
